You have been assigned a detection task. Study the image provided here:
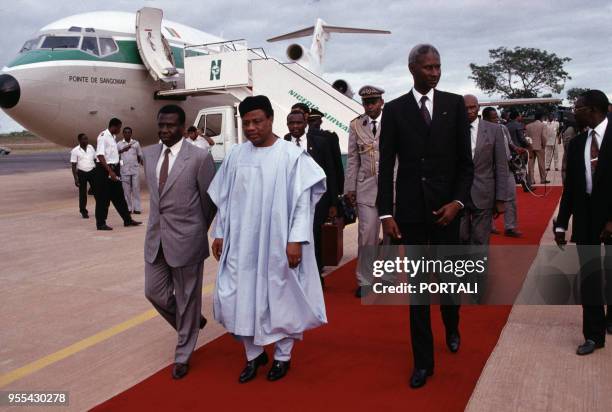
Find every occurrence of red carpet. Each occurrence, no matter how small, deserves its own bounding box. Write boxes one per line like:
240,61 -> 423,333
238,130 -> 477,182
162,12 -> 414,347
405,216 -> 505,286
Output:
93,187 -> 562,412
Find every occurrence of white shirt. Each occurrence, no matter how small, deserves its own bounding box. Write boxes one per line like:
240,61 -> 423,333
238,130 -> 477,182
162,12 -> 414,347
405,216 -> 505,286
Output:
70,144 -> 96,172
470,119 -> 479,159
585,116 -> 607,195
156,138 -> 184,183
187,136 -> 211,151
95,129 -> 120,164
290,133 -> 306,149
412,88 -> 434,119
367,113 -> 382,135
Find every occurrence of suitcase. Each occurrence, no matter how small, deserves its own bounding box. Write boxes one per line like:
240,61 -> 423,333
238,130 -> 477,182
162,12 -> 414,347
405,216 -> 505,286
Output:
322,220 -> 343,266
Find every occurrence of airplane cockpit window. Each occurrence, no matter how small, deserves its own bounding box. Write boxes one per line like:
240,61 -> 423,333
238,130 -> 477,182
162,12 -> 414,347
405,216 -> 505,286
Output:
99,38 -> 118,56
81,37 -> 99,56
40,36 -> 81,50
68,26 -> 82,32
19,36 -> 42,53
85,28 -> 96,33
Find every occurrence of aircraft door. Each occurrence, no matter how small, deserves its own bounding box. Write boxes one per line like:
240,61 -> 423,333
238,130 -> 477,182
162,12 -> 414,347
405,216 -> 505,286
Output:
135,7 -> 179,82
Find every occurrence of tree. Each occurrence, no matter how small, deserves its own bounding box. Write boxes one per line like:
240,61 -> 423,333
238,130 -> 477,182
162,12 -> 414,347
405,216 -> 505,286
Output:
566,87 -> 590,103
469,47 -> 571,99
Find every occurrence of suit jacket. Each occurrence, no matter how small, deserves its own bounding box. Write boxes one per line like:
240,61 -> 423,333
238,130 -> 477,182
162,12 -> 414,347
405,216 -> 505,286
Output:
143,141 -> 217,267
284,132 -> 338,210
312,128 -> 344,194
506,120 -> 528,148
469,119 -> 512,210
556,122 -> 612,243
377,90 -> 473,223
345,114 -> 381,206
525,120 -> 546,150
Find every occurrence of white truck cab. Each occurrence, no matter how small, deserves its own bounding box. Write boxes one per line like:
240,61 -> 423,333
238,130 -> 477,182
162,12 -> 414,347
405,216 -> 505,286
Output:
193,105 -> 242,163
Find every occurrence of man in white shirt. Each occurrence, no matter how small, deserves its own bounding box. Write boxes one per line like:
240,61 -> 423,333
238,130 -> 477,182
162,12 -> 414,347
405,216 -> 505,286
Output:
117,127 -> 143,214
94,118 -> 141,230
70,133 -> 96,218
544,114 -> 560,171
186,126 -> 213,151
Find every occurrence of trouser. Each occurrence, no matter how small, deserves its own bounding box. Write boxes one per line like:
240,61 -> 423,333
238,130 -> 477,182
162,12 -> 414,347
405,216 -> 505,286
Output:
545,144 -> 559,170
241,336 -> 295,362
396,220 -> 461,371
460,206 -> 493,246
356,203 -> 382,286
504,198 -> 518,231
121,173 -> 141,212
313,199 -> 330,273
94,164 -> 131,228
77,169 -> 96,213
144,247 -> 204,364
528,149 -> 547,184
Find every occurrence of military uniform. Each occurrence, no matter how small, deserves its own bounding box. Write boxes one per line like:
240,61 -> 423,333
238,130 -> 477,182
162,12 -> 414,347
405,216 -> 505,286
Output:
117,138 -> 143,213
345,85 -> 384,287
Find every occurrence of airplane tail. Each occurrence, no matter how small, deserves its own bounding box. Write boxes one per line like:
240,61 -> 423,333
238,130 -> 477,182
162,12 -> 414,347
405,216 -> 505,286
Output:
267,18 -> 390,73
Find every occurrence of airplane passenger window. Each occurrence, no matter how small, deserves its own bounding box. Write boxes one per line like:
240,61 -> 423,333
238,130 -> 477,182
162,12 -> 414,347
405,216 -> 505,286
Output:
20,36 -> 42,53
205,114 -> 222,137
99,38 -> 118,56
81,37 -> 99,56
40,36 -> 80,50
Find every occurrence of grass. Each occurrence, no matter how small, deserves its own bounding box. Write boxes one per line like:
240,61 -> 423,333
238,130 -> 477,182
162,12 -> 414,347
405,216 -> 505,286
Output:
0,131 -> 65,153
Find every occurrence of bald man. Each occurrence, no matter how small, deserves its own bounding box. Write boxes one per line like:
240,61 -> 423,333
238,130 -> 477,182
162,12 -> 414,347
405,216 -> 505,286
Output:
460,95 -> 511,246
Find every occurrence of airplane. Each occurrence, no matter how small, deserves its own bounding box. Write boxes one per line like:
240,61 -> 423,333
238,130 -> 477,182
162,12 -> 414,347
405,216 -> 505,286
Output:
0,8 -> 389,155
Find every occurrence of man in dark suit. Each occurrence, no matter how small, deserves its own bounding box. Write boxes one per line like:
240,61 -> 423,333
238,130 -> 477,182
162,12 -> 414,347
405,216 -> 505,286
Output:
554,90 -> 612,355
376,44 -> 473,388
285,111 -> 338,281
308,108 -> 345,195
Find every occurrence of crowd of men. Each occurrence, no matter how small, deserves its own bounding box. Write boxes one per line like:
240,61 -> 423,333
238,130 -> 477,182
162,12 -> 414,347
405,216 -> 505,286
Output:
68,42 -> 612,390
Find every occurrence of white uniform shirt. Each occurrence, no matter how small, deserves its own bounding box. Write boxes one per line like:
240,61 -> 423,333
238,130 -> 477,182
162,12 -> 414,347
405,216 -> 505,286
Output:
290,133 -> 306,149
156,138 -> 184,183
366,113 -> 382,136
95,129 -> 120,164
187,136 -> 211,151
70,144 -> 96,172
584,117 -> 607,195
470,119 -> 479,159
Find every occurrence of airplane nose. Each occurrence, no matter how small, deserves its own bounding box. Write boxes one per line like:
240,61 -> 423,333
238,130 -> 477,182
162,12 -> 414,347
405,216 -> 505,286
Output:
0,74 -> 20,109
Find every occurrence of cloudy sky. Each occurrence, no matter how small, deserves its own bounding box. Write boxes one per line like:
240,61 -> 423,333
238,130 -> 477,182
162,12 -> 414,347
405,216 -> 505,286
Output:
1,0 -> 611,132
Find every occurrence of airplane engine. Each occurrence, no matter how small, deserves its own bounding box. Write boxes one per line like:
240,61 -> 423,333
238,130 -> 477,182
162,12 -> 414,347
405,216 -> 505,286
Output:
332,79 -> 354,99
286,44 -> 304,61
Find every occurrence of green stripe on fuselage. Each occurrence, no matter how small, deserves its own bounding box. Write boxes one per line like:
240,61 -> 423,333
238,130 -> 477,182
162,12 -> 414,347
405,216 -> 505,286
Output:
6,40 -> 185,69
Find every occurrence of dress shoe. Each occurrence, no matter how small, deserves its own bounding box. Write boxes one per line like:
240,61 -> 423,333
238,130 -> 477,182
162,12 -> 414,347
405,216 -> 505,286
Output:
172,362 -> 189,379
409,368 -> 433,389
490,227 -> 500,235
267,360 -> 291,381
97,225 -> 113,231
576,339 -> 604,355
355,285 -> 370,298
504,229 -> 523,238
124,219 -> 142,227
546,167 -> 550,171
133,211 -> 142,215
446,332 -> 461,353
541,180 -> 551,184
81,212 -> 89,219
239,351 -> 268,383
200,316 -> 207,330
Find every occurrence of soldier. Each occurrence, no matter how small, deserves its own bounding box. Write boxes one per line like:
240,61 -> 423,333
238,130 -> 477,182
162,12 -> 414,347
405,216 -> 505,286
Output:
117,127 -> 143,214
345,85 -> 385,297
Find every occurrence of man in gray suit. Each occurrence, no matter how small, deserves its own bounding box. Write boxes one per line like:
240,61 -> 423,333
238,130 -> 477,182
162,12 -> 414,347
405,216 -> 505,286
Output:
460,95 -> 511,245
143,105 -> 216,379
525,112 -> 549,185
345,85 -> 385,297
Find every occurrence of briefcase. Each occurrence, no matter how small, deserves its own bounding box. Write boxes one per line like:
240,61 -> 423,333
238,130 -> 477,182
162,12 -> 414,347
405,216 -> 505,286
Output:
322,220 -> 343,266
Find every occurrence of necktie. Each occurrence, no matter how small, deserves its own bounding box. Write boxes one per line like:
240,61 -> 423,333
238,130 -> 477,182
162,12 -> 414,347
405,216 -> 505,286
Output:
371,120 -> 377,136
420,96 -> 431,126
158,148 -> 171,194
295,136 -> 301,147
590,130 -> 599,177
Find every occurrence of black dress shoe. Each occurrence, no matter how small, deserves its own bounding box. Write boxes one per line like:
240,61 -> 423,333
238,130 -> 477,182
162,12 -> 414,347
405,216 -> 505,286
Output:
446,332 -> 461,353
200,316 -> 207,330
576,339 -> 604,355
504,229 -> 523,238
97,224 -> 113,231
267,360 -> 291,381
172,362 -> 189,379
133,211 -> 142,215
541,180 -> 551,184
124,220 -> 142,227
410,368 -> 433,389
239,351 -> 268,383
81,212 -> 89,219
